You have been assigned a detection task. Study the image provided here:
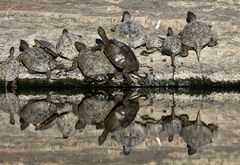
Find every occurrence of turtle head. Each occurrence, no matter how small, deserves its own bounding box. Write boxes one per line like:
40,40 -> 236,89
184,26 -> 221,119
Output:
75,120 -> 86,130
98,26 -> 109,43
167,27 -> 174,36
74,42 -> 87,52
19,40 -> 29,52
121,11 -> 131,22
9,47 -> 15,58
187,145 -> 197,155
186,11 -> 196,23
62,28 -> 68,34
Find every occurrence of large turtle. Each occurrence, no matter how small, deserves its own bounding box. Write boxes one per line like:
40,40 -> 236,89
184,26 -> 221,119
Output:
113,121 -> 146,155
19,97 -> 57,130
74,91 -> 120,130
18,40 -> 65,81
0,47 -> 20,88
180,110 -> 218,155
111,11 -> 147,48
56,29 -> 85,61
33,39 -> 59,59
93,26 -> 144,83
0,92 -> 20,125
98,93 -> 140,145
180,11 -> 218,78
65,42 -> 116,84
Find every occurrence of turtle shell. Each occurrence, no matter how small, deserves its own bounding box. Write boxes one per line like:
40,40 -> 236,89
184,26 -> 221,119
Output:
56,31 -> 82,60
19,47 -> 55,73
77,48 -> 115,82
0,48 -> 19,82
36,40 -> 58,59
0,92 -> 20,124
19,99 -> 57,130
114,20 -> 146,48
104,39 -> 139,73
74,92 -> 116,125
180,21 -> 213,48
162,35 -> 182,56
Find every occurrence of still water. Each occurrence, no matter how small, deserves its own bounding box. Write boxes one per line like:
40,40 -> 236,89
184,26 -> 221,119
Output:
0,88 -> 239,164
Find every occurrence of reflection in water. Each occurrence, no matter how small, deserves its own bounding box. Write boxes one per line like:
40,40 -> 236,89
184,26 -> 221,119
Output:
180,110 -> 218,155
0,89 -> 220,156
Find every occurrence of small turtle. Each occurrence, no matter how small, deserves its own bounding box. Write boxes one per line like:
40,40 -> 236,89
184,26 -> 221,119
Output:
0,47 -> 20,87
18,40 -> 65,81
74,91 -> 120,130
56,29 -> 85,60
34,39 -> 59,59
180,110 -> 218,155
113,121 -> 146,155
180,11 -> 218,77
98,93 -> 140,145
111,11 -> 147,48
19,97 -> 57,130
93,26 -> 143,83
0,92 -> 20,125
65,42 -> 116,84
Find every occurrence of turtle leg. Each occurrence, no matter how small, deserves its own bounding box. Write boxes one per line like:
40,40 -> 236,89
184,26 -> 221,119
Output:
65,60 -> 78,72
140,47 -> 158,56
98,129 -> 109,145
179,45 -> 189,57
91,45 -> 104,52
207,38 -> 218,47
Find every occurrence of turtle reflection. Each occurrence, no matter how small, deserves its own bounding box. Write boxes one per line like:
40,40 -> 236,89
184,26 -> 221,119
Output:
74,91 -> 121,131
98,92 -> 140,145
112,121 -> 146,155
180,110 -> 218,155
19,95 -> 57,130
0,92 -> 20,125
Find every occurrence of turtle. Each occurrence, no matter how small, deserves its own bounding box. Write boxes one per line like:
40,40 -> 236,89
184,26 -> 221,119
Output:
73,91 -> 121,130
93,26 -> 144,83
98,93 -> 140,145
65,42 -> 116,84
112,121 -> 146,155
19,97 -> 57,130
180,11 -> 218,78
0,92 -> 20,125
56,29 -> 85,61
180,110 -> 218,155
57,111 -> 78,139
18,40 -> 65,81
33,39 -> 59,59
0,47 -> 20,88
111,11 -> 147,48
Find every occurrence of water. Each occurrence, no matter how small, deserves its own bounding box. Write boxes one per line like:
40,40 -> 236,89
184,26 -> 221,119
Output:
0,88 -> 240,164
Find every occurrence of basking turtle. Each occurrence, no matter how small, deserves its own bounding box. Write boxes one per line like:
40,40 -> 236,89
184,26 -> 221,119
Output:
0,47 -> 20,87
93,26 -> 143,83
74,91 -> 120,130
98,94 -> 140,145
113,121 -> 146,155
0,92 -> 20,125
65,42 -> 116,84
111,11 -> 147,48
18,40 -> 65,81
19,97 -> 57,130
180,110 -> 218,155
34,39 -> 59,59
56,29 -> 85,60
180,11 -> 218,77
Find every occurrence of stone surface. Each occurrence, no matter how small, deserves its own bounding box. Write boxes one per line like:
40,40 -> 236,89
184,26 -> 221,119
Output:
0,0 -> 239,86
